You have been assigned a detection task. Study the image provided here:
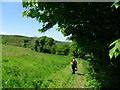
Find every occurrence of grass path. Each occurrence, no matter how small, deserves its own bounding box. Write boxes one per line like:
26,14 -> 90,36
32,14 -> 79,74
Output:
72,61 -> 87,88
41,60 -> 87,88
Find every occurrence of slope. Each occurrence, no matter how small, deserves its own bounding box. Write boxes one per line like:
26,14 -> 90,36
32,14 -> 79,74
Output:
2,45 -> 87,88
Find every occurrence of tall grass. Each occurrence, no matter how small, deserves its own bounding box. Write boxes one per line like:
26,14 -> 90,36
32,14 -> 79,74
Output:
81,58 -> 101,88
2,45 -> 71,88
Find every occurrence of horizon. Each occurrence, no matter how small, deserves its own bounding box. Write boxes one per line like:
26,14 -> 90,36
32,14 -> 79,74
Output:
1,2 -> 70,42
1,34 -> 71,42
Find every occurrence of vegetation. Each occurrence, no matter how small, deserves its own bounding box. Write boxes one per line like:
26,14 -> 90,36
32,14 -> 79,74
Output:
2,35 -> 83,57
2,45 -> 69,88
2,1 -> 120,88
21,2 -> 120,88
2,45 -> 86,88
34,36 -> 55,53
2,35 -> 36,48
1,35 -> 67,49
109,2 -> 120,59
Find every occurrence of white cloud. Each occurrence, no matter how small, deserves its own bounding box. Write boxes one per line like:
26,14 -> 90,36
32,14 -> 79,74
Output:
0,32 -> 6,34
1,0 -> 22,2
3,33 -> 33,37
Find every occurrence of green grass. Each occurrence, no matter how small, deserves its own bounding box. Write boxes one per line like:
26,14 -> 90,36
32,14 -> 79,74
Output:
2,45 -> 87,88
2,45 -> 71,88
40,61 -> 87,88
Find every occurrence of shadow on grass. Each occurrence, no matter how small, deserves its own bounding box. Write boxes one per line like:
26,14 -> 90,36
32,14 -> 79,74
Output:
76,73 -> 84,76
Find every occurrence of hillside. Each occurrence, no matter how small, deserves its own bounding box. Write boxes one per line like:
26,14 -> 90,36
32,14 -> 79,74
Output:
1,35 -> 68,48
2,45 -> 87,88
2,35 -> 36,48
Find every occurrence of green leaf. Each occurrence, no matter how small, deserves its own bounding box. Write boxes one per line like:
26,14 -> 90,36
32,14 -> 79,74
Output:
109,39 -> 118,47
111,1 -> 120,9
117,39 -> 120,52
109,39 -> 120,59
109,47 -> 116,59
114,52 -> 119,58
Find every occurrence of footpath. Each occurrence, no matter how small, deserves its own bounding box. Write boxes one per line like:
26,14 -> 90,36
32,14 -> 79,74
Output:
41,60 -> 87,88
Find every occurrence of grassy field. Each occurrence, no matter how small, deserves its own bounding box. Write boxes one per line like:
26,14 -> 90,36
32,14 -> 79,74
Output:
2,45 -> 87,88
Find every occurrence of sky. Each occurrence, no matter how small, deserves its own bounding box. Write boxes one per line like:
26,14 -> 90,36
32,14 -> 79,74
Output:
1,1 -> 68,41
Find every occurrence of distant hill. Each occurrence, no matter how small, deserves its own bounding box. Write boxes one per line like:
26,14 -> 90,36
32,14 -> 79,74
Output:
1,35 -> 69,48
2,35 -> 36,48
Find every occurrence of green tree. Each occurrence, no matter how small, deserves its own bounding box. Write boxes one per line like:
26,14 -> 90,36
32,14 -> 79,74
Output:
55,43 -> 70,55
38,36 -> 47,52
34,36 -> 55,53
21,2 -> 120,88
50,44 -> 57,54
22,42 -> 27,48
55,45 -> 65,55
62,43 -> 70,55
34,39 -> 39,52
69,42 -> 85,58
43,37 -> 55,53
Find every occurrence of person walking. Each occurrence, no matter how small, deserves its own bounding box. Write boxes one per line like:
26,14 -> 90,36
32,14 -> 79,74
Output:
71,57 -> 77,74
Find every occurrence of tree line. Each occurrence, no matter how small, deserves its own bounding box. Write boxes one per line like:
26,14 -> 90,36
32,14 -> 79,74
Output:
32,36 -> 85,58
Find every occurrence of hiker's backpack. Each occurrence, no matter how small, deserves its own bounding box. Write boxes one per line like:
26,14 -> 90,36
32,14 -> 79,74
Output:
71,60 -> 77,66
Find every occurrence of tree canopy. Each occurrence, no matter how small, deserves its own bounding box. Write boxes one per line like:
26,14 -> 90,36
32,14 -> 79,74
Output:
21,2 -> 120,54
34,36 -> 55,53
21,2 -> 120,88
